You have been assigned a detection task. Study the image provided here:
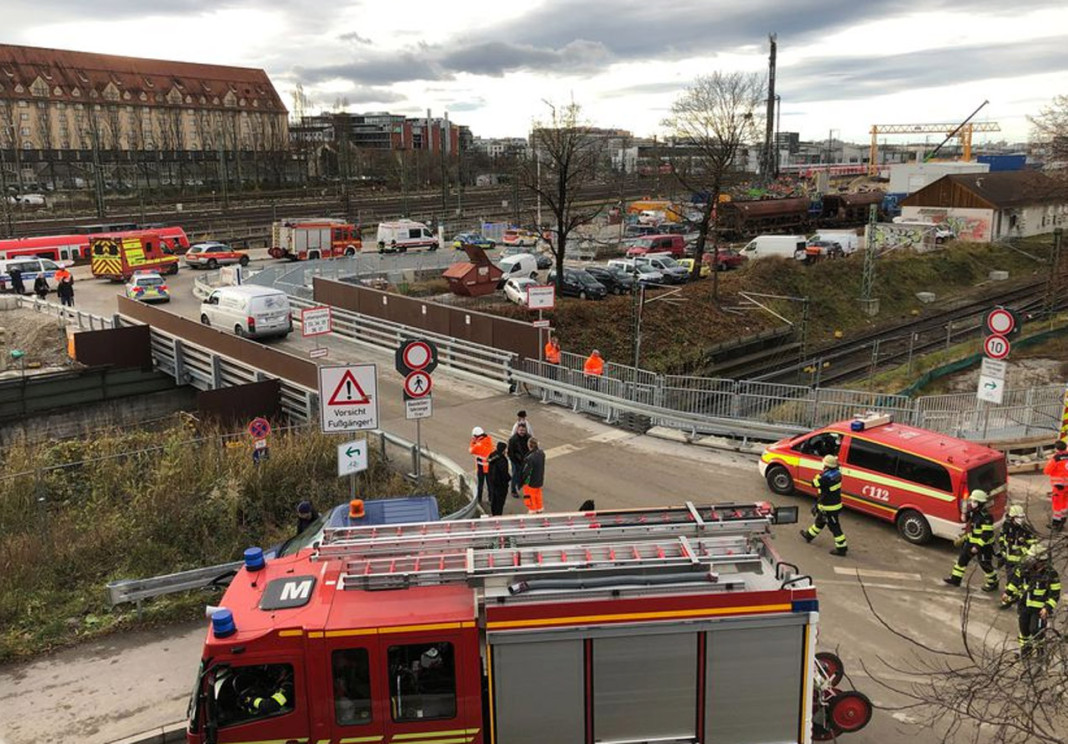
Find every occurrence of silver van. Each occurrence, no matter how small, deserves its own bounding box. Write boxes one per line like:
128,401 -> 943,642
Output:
200,286 -> 292,339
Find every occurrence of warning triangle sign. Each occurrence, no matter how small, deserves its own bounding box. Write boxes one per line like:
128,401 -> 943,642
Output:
327,370 -> 372,406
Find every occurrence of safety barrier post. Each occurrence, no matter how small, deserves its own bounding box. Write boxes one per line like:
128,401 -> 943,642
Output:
173,339 -> 186,384
210,354 -> 223,389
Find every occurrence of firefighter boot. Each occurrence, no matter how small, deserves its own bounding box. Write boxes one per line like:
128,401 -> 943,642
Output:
828,547 -> 848,557
800,530 -> 814,543
943,576 -> 962,587
982,581 -> 1000,593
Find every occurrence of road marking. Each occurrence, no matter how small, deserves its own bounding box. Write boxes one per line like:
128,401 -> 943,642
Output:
833,567 -> 923,581
587,430 -> 632,444
544,443 -> 581,460
820,579 -> 950,595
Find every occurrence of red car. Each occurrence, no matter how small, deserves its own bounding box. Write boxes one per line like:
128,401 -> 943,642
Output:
703,247 -> 748,271
184,241 -> 250,269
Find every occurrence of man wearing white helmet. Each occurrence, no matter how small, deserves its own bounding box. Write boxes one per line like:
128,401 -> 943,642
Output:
468,426 -> 494,505
800,454 -> 848,556
944,489 -> 999,592
995,503 -> 1038,595
1002,543 -> 1061,658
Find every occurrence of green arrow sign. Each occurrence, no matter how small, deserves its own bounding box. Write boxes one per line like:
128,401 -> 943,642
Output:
346,446 -> 361,458
984,381 -> 998,390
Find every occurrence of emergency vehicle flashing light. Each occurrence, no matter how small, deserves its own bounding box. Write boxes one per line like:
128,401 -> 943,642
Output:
849,412 -> 893,432
211,608 -> 236,637
243,546 -> 265,571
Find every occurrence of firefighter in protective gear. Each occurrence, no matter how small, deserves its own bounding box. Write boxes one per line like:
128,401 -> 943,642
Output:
944,489 -> 999,591
1002,543 -> 1061,657
996,503 -> 1038,597
1043,439 -> 1068,531
800,455 -> 848,556
469,426 -> 494,505
235,668 -> 292,717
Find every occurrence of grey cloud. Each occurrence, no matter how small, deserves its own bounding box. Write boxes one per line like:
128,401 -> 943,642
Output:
602,81 -> 687,99
781,36 -> 1068,104
446,99 -> 485,112
295,53 -> 450,85
339,31 -> 371,45
439,39 -> 610,77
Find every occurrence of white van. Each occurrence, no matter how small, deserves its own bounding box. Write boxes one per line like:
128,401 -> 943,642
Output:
814,230 -> 861,255
376,220 -> 439,253
741,235 -> 808,261
497,253 -> 539,282
200,285 -> 292,339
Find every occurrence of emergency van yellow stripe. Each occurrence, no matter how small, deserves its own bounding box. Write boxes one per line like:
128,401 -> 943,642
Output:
842,493 -> 898,515
840,467 -> 956,502
487,604 -> 792,630
380,621 -> 475,634
390,738 -> 473,744
325,629 -> 377,638
278,629 -> 303,637
224,739 -> 309,744
391,731 -> 479,740
308,631 -> 324,638
486,643 -> 497,744
340,737 -> 384,743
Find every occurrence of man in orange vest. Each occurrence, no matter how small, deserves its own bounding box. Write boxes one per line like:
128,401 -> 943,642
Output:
1044,440 -> 1068,531
544,335 -> 561,364
469,426 -> 494,505
583,349 -> 604,376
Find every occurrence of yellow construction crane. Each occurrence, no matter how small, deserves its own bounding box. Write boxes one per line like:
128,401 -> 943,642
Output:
868,120 -> 1000,176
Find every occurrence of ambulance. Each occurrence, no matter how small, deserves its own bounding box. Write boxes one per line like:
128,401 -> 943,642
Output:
184,502 -> 873,744
90,231 -> 180,281
759,413 -> 1008,544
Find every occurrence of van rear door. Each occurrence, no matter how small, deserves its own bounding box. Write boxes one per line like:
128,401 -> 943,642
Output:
966,456 -> 1008,519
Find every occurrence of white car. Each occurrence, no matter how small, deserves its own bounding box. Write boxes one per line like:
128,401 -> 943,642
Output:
504,277 -> 539,306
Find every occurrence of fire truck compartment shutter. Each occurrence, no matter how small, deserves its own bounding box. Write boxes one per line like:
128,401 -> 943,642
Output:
492,639 -> 584,744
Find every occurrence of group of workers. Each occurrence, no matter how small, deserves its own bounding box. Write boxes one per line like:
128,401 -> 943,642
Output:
542,334 -> 605,377
470,412 -> 546,515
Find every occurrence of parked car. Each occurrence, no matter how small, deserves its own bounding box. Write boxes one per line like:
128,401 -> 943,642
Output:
185,241 -> 250,269
451,232 -> 496,250
705,247 -> 748,271
502,228 -> 540,247
635,254 -> 689,284
497,253 -> 540,282
376,219 -> 438,253
625,234 -> 687,258
803,239 -> 844,262
534,253 -> 553,270
124,271 -> 170,303
676,257 -> 710,279
200,285 -> 292,339
607,259 -> 664,286
585,265 -> 635,294
547,268 -> 607,300
503,276 -> 539,306
0,257 -> 72,292
741,235 -> 808,261
624,223 -> 660,238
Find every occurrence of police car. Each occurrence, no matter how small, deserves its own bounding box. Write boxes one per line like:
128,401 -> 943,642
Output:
0,257 -> 72,293
124,271 -> 170,303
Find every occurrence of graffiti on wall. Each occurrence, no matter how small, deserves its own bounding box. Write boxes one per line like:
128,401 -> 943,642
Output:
866,223 -> 937,252
901,207 -> 993,242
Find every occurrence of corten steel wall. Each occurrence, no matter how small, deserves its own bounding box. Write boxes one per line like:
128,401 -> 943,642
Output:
117,297 -> 317,389
197,379 -> 282,423
312,277 -> 541,359
73,325 -> 153,369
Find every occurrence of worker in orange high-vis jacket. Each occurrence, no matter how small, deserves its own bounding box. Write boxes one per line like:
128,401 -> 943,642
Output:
583,349 -> 604,376
522,438 -> 546,514
469,426 -> 494,505
1044,440 -> 1068,531
545,335 -> 561,364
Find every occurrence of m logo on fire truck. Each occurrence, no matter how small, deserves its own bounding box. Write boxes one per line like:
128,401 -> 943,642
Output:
260,577 -> 316,610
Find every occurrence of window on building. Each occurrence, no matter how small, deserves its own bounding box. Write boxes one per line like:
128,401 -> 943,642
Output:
332,649 -> 372,725
20,113 -> 28,121
844,438 -> 898,477
387,642 -> 456,722
20,127 -> 30,136
18,100 -> 28,108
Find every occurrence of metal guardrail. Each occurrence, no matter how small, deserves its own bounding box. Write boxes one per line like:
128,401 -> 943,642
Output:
16,295 -> 119,329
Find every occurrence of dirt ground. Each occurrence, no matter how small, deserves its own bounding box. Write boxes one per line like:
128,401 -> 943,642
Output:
0,307 -> 77,377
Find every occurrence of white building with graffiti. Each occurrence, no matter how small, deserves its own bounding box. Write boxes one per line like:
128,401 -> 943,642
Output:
900,171 -> 1068,241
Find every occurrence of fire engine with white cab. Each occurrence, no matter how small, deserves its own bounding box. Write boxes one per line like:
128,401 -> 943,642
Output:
185,502 -> 871,744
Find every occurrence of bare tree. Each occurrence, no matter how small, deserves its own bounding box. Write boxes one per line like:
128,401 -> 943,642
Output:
520,100 -> 605,290
1029,95 -> 1068,172
861,531 -> 1067,744
662,72 -> 764,295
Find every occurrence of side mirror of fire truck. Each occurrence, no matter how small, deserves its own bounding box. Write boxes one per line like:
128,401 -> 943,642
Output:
773,506 -> 799,525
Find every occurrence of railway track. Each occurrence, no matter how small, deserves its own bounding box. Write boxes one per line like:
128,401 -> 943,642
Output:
734,280 -> 1049,386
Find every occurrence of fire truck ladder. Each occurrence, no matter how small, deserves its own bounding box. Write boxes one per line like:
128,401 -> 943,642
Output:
330,503 -> 780,593
316,502 -> 777,561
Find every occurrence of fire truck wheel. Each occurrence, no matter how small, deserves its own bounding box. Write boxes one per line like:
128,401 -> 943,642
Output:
828,690 -> 873,732
200,314 -> 210,326
239,255 -> 250,266
765,465 -> 795,495
167,262 -> 179,275
344,246 -> 356,256
815,651 -> 844,686
896,509 -> 933,545
207,258 -> 218,269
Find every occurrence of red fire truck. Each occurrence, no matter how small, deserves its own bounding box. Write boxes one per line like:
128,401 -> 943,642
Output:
760,412 -> 1008,545
269,219 -> 362,261
185,502 -> 871,744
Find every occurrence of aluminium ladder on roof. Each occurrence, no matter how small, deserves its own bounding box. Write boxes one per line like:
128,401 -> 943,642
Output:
337,532 -> 765,592
316,502 -> 776,562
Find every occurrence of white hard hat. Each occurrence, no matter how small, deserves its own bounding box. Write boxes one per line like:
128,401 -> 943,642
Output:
471,426 -> 485,437
1007,503 -> 1025,519
822,455 -> 839,468
969,489 -> 989,504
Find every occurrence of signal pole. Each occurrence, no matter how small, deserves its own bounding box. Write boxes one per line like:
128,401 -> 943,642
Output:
860,203 -> 879,316
762,34 -> 777,183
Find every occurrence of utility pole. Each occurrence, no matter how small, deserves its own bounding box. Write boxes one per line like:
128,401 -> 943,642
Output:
1043,227 -> 1064,329
0,134 -> 13,238
762,34 -> 777,183
860,203 -> 879,315
215,116 -> 229,211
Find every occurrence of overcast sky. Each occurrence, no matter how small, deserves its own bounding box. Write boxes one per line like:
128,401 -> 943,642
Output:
5,1 -> 1067,145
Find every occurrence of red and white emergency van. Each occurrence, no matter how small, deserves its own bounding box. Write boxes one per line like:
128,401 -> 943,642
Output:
184,502 -> 872,744
759,413 -> 1008,544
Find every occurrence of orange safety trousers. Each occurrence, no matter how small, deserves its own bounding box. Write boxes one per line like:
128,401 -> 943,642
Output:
523,485 -> 544,514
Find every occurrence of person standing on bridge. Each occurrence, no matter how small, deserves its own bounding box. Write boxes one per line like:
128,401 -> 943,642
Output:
7,266 -> 25,296
583,349 -> 604,377
1043,440 -> 1068,531
469,426 -> 494,505
800,455 -> 848,556
545,335 -> 561,365
522,438 -> 546,514
944,489 -> 999,592
487,441 -> 511,517
33,274 -> 49,300
507,422 -> 531,499
57,273 -> 74,307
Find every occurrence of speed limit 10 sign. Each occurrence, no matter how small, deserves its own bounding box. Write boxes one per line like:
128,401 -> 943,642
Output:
984,334 -> 1011,360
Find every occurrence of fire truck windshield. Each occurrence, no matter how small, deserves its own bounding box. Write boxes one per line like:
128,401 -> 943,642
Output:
275,511 -> 331,557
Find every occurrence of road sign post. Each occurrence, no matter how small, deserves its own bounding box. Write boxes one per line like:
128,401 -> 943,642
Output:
337,438 -> 368,505
301,306 -> 332,357
395,339 -> 438,479
319,364 -> 379,433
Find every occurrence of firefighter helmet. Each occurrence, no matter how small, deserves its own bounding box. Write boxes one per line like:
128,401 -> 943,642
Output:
1025,543 -> 1049,563
968,489 -> 989,504
1007,503 -> 1025,520
822,455 -> 839,468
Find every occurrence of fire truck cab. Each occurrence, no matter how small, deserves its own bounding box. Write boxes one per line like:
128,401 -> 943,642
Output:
760,413 -> 1008,545
269,219 -> 362,261
186,503 -> 865,744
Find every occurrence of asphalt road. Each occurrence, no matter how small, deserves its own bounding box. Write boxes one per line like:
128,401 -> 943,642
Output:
0,258 -> 1056,744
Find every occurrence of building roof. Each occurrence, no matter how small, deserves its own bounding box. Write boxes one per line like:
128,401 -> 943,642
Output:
0,43 -> 285,113
909,171 -> 1068,209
